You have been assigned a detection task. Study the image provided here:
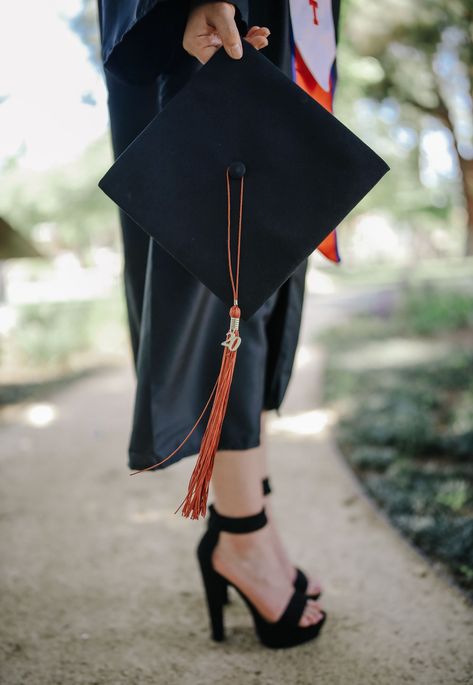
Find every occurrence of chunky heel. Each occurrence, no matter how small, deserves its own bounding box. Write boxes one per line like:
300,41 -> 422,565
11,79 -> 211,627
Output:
196,504 -> 327,649
197,529 -> 228,641
201,562 -> 226,641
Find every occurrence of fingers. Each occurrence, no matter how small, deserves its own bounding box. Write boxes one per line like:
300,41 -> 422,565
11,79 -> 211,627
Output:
212,4 -> 243,59
244,25 -> 270,50
246,26 -> 270,38
183,3 -> 271,64
187,31 -> 223,64
244,36 -> 269,50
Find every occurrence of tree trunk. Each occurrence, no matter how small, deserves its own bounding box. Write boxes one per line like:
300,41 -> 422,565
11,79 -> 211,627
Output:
457,154 -> 473,256
436,98 -> 473,257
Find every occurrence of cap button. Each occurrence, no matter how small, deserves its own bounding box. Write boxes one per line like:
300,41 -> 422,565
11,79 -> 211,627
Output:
228,161 -> 246,179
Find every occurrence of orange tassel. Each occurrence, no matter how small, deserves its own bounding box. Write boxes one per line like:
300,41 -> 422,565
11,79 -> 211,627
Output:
129,168 -> 245,521
175,305 -> 241,519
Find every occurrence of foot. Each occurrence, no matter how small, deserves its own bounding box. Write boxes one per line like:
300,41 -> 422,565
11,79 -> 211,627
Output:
212,520 -> 325,628
265,498 -> 323,597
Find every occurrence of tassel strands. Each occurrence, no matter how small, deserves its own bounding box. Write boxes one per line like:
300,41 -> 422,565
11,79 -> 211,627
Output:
176,303 -> 241,519
130,166 -> 246,521
177,164 -> 245,519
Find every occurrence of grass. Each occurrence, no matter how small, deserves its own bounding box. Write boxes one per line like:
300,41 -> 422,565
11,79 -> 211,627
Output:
0,291 -> 128,404
320,282 -> 473,598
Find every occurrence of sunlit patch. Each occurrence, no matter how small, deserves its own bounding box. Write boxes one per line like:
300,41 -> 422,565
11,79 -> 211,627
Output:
266,409 -> 335,438
0,305 -> 17,335
305,266 -> 337,294
24,403 -> 57,427
129,505 -> 204,527
129,509 -> 171,524
294,344 -> 316,370
0,1 -> 108,170
335,338 -> 449,371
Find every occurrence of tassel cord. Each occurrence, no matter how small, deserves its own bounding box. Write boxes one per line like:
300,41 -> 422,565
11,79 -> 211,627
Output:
130,167 -> 245,519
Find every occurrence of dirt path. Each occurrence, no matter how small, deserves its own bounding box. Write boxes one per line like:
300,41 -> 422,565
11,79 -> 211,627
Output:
1,290 -> 472,685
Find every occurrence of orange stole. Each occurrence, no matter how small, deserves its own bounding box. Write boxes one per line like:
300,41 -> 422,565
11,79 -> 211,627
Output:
293,43 -> 340,264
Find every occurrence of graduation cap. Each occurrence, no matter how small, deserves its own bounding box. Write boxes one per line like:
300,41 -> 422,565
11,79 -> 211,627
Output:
99,41 -> 389,520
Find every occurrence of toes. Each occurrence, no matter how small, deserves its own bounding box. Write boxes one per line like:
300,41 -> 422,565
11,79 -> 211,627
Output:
308,577 -> 322,595
299,611 -> 322,627
299,600 -> 324,627
299,612 -> 312,627
310,610 -> 324,625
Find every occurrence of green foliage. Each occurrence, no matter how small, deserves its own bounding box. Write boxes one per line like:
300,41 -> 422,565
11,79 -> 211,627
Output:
330,350 -> 473,459
321,281 -> 473,597
69,0 -> 101,73
350,445 -> 399,470
366,465 -> 473,584
320,282 -> 473,348
398,283 -> 473,335
6,292 -> 127,368
0,135 -> 116,256
15,301 -> 92,366
342,0 -> 472,115
336,0 -> 473,255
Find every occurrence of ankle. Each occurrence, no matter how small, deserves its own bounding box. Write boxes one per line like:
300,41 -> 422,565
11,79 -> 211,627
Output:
217,525 -> 270,555
212,502 -> 264,519
208,503 -> 269,553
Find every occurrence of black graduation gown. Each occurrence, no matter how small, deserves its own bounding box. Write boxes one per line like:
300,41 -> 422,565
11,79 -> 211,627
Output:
98,0 -> 337,470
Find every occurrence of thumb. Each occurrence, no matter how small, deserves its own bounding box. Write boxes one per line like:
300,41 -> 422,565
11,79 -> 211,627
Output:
212,5 -> 243,59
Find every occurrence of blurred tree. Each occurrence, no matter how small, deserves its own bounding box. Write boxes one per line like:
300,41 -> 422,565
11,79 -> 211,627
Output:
0,217 -> 44,303
69,0 -> 101,73
0,136 -> 116,258
344,0 -> 473,255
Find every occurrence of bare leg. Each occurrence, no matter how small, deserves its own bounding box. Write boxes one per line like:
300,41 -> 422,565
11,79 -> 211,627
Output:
259,411 -> 323,596
212,443 -> 263,517
210,430 -> 324,627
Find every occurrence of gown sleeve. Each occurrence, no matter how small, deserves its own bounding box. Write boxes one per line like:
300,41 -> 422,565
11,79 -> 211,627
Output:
98,0 -> 249,85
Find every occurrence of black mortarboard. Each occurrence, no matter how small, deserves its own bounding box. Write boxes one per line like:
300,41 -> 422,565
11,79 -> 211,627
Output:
99,41 -> 389,519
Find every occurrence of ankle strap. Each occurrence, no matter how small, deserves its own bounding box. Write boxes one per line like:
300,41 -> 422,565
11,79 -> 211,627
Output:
208,504 -> 267,533
262,477 -> 272,496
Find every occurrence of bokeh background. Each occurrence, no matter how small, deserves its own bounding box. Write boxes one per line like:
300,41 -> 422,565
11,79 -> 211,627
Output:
1,0 -> 472,598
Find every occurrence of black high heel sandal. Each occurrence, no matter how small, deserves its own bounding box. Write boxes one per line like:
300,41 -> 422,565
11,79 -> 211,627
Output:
207,476 -> 322,601
197,503 -> 327,649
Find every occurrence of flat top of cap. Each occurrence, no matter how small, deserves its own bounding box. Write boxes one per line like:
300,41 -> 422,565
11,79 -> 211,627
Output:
99,41 -> 389,320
